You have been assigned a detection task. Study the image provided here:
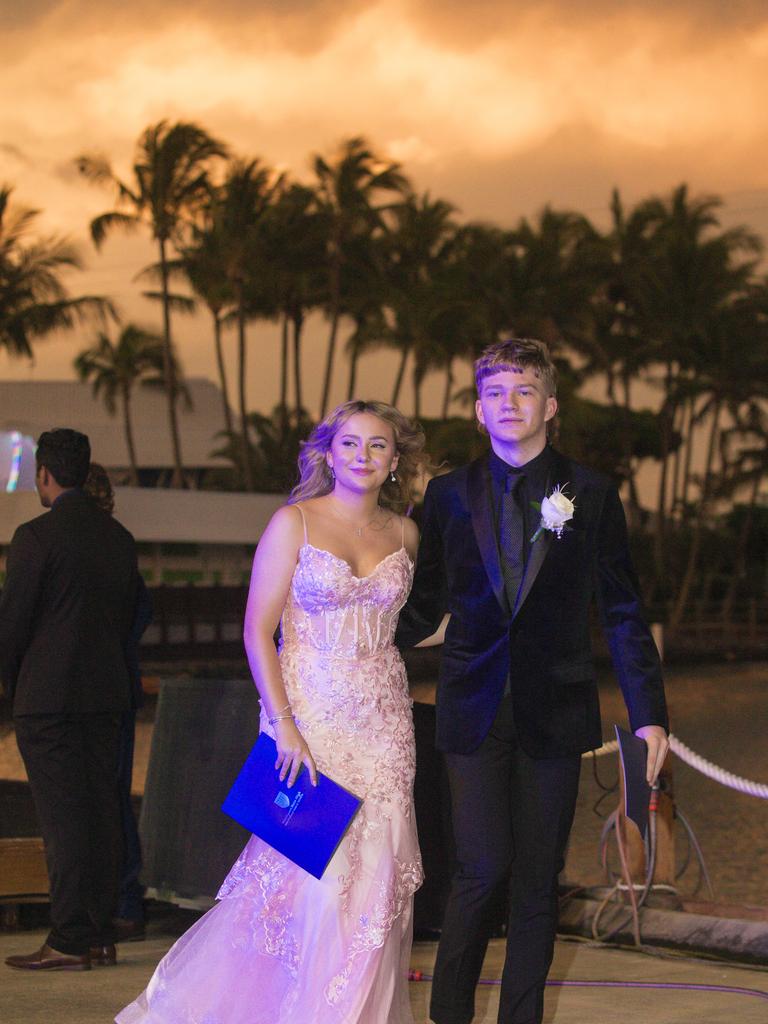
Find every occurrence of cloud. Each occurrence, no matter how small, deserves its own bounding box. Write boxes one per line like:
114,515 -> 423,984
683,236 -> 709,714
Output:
6,0 -> 768,48
405,0 -> 768,49
0,0 -> 371,53
0,143 -> 31,166
2,1 -> 767,250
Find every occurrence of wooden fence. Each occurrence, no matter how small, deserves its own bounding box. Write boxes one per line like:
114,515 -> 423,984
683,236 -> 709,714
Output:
139,586 -> 768,663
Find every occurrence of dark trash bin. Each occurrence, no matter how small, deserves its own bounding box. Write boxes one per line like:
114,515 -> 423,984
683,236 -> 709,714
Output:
140,675 -> 461,926
412,701 -> 454,935
139,677 -> 260,906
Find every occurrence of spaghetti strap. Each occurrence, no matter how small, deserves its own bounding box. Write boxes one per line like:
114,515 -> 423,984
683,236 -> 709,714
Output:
400,515 -> 406,548
294,502 -> 309,545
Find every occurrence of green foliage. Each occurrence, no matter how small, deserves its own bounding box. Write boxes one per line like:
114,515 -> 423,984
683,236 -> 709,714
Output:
6,124 -> 768,625
0,186 -> 113,357
418,416 -> 488,471
206,406 -> 313,493
557,395 -> 672,482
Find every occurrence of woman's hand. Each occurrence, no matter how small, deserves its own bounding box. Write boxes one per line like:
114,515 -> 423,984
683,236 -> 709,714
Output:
273,718 -> 318,788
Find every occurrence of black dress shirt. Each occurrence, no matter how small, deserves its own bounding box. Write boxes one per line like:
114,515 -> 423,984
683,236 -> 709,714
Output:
488,444 -> 555,574
489,445 -> 555,695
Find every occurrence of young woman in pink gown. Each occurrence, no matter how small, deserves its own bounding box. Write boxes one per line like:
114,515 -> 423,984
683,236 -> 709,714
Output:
117,400 -> 431,1024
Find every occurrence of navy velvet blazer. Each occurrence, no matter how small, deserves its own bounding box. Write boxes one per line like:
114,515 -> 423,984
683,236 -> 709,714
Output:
396,449 -> 669,757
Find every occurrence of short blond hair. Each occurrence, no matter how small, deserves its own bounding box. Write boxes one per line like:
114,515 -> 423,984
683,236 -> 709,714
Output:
474,338 -> 557,396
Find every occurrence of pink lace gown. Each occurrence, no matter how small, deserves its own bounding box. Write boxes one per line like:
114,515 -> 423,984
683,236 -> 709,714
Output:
116,538 -> 423,1024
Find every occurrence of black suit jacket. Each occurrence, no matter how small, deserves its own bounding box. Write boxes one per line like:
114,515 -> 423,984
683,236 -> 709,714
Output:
396,449 -> 668,757
0,490 -> 140,716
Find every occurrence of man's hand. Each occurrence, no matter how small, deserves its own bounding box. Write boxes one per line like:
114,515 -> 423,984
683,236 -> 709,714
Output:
634,725 -> 669,786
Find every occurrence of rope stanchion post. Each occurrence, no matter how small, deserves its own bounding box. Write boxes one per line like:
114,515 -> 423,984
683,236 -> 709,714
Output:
586,725 -> 768,947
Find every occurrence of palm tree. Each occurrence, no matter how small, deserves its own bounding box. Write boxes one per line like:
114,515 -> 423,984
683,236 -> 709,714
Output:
339,229 -> 391,400
313,136 -> 409,416
74,324 -> 168,484
626,185 -> 761,588
380,192 -> 459,414
176,225 -> 236,439
258,183 -> 326,421
668,290 -> 767,630
585,190 -> 665,511
503,205 -> 605,348
207,158 -> 283,490
719,413 -> 768,625
76,120 -> 227,487
0,185 -> 112,358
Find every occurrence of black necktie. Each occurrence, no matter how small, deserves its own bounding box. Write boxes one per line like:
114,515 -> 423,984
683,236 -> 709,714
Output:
500,470 -> 526,610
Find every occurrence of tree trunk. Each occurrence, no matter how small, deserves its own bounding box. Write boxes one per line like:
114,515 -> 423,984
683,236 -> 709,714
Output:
159,238 -> 185,488
236,289 -> 254,491
721,469 -> 762,624
121,383 -> 139,486
319,257 -> 341,418
681,397 -> 697,510
669,400 -> 685,520
673,396 -> 693,513
620,373 -> 639,516
652,362 -> 677,588
212,310 -> 234,439
669,399 -> 721,632
391,345 -> 409,407
441,360 -> 454,419
346,328 -> 360,401
292,310 -> 304,415
652,407 -> 672,584
413,366 -> 423,419
279,312 -> 289,432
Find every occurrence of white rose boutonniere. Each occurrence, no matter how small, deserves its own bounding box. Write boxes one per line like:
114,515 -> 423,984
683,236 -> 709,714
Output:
530,484 -> 575,542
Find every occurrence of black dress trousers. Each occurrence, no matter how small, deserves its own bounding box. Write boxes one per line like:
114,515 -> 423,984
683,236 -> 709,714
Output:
15,712 -> 123,955
429,699 -> 580,1024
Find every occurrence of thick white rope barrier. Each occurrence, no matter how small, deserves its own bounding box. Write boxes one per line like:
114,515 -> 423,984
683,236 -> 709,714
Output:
586,735 -> 768,799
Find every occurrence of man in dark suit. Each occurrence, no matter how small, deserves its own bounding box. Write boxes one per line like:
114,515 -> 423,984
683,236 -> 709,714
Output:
397,339 -> 669,1024
0,429 -> 139,971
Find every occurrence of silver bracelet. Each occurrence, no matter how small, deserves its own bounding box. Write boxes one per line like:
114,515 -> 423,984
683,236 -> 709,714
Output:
263,700 -> 291,718
269,713 -> 294,725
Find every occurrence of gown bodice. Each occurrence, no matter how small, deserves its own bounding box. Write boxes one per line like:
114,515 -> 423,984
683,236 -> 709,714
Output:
280,543 -> 414,661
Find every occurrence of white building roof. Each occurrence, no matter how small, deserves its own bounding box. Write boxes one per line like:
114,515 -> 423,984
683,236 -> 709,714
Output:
0,379 -> 232,469
0,488 -> 285,546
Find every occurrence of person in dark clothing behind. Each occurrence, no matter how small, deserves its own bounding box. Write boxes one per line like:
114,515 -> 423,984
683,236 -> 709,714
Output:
84,462 -> 152,940
0,430 -> 140,971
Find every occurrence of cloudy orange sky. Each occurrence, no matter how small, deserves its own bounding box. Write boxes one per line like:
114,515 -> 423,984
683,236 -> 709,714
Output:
2,0 -> 768,419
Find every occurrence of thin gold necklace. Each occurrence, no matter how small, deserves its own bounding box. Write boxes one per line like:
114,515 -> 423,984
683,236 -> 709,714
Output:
327,500 -> 384,538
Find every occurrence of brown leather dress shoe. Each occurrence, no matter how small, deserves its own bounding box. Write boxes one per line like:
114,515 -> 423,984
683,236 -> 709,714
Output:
88,943 -> 117,966
113,917 -> 146,942
5,944 -> 91,971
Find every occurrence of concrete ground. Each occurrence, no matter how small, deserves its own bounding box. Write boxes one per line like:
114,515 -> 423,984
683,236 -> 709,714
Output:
2,927 -> 768,1024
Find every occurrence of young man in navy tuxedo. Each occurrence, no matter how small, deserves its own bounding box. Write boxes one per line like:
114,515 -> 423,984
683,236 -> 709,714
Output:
397,338 -> 669,1024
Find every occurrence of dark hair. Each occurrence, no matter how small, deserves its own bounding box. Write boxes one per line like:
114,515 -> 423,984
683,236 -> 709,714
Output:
36,429 -> 91,488
83,462 -> 115,515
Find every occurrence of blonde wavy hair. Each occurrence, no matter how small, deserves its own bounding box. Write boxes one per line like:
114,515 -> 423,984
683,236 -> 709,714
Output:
289,400 -> 426,514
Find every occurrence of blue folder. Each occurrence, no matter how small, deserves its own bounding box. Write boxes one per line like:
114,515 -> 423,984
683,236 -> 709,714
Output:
221,732 -> 363,879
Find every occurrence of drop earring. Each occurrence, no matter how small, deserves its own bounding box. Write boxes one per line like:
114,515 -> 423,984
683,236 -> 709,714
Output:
390,470 -> 397,483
